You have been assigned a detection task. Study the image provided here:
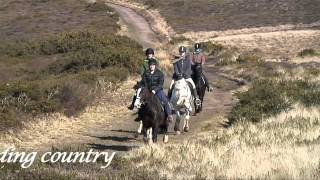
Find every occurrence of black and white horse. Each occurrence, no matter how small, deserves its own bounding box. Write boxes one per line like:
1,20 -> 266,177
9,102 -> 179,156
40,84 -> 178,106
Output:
170,78 -> 193,135
134,87 -> 169,143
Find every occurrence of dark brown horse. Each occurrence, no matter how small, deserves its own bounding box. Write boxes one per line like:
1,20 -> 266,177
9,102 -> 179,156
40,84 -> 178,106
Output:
192,64 -> 206,114
137,87 -> 169,143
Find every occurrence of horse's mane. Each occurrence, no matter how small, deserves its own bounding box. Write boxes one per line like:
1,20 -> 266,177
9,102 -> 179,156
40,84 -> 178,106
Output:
140,88 -> 163,113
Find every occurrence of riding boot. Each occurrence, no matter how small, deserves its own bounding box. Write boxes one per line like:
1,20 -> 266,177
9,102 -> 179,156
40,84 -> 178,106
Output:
127,94 -> 137,110
165,102 -> 173,123
192,88 -> 201,106
168,85 -> 174,99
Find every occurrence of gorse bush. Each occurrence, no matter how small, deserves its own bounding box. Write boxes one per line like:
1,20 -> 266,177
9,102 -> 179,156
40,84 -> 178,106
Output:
228,79 -> 320,124
228,79 -> 292,124
0,31 -> 144,130
298,48 -> 319,57
144,0 -> 160,9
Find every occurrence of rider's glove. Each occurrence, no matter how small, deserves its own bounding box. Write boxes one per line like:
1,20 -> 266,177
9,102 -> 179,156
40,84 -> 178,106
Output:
152,90 -> 156,94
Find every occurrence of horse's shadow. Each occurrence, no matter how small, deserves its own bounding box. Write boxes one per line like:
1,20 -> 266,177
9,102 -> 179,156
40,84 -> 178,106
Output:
111,129 -> 137,134
89,135 -> 136,142
88,143 -> 138,152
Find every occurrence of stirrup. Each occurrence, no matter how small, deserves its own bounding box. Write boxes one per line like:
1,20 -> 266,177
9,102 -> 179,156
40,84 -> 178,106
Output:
195,98 -> 201,106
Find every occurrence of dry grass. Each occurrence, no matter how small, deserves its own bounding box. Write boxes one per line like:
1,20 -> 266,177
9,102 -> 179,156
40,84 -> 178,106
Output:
123,103 -> 320,179
0,77 -> 137,151
133,0 -> 320,33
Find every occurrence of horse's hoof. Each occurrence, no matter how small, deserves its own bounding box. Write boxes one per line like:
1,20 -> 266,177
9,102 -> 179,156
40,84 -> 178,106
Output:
163,135 -> 169,143
143,137 -> 148,143
184,127 -> 189,132
134,132 -> 139,138
175,131 -> 181,135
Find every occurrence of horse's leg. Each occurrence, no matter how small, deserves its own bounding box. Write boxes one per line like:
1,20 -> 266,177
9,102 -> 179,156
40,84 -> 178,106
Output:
152,124 -> 158,143
184,110 -> 190,132
200,87 -> 206,112
174,110 -> 181,135
146,128 -> 153,144
142,126 -> 148,143
163,124 -> 169,143
137,121 -> 143,134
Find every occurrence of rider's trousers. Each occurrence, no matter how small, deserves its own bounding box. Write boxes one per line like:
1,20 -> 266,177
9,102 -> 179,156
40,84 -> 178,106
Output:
156,90 -> 172,116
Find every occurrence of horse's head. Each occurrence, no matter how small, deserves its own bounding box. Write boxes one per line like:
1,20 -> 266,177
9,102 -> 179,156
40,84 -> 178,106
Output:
134,87 -> 154,109
133,87 -> 146,109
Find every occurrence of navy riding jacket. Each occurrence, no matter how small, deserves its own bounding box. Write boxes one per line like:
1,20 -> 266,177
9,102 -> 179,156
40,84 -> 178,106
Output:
173,55 -> 192,80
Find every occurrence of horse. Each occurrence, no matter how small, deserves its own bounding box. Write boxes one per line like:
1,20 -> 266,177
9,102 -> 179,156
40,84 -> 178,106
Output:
170,78 -> 193,135
191,64 -> 206,114
135,87 -> 169,143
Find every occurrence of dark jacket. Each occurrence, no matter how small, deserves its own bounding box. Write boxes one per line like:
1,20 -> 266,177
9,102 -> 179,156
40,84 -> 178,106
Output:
173,55 -> 192,80
141,69 -> 164,93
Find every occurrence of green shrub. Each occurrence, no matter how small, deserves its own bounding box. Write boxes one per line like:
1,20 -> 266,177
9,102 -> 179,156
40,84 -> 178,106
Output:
144,0 -> 160,9
169,36 -> 189,45
298,49 -> 319,57
228,79 -> 292,124
0,31 -> 144,130
202,41 -> 224,55
86,1 -> 115,12
228,78 -> 320,125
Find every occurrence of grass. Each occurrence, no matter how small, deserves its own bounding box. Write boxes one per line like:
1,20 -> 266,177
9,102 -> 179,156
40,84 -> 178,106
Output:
0,0 -> 144,131
122,103 -> 320,179
132,0 -> 320,33
0,30 -> 143,131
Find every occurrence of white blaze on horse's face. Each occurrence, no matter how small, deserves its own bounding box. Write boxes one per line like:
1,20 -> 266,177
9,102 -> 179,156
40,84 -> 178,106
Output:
134,98 -> 141,109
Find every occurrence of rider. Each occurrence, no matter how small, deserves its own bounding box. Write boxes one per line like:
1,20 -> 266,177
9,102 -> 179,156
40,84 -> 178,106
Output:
168,46 -> 201,103
141,58 -> 174,122
191,43 -> 213,92
128,48 -> 159,110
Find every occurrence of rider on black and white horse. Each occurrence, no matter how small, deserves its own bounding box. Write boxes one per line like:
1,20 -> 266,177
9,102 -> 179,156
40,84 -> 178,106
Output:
168,46 -> 201,104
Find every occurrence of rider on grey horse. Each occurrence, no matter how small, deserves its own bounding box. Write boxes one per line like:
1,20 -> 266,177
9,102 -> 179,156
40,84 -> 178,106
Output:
140,58 -> 174,122
128,48 -> 159,110
168,46 -> 201,104
191,43 -> 213,92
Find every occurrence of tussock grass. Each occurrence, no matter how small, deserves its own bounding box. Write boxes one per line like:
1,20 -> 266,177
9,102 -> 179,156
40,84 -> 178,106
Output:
123,103 -> 320,179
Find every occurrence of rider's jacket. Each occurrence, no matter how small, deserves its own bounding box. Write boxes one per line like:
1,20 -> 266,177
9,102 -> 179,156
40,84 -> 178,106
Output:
191,52 -> 206,65
140,58 -> 159,76
173,55 -> 192,80
141,69 -> 164,93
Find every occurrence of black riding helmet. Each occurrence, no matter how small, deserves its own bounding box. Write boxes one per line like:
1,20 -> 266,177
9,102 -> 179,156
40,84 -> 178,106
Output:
145,48 -> 154,56
148,58 -> 157,65
179,46 -> 187,53
194,43 -> 201,50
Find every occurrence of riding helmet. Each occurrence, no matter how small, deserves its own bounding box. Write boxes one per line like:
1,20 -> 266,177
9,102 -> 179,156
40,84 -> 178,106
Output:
145,48 -> 155,55
148,58 -> 157,65
194,43 -> 201,50
179,46 -> 187,53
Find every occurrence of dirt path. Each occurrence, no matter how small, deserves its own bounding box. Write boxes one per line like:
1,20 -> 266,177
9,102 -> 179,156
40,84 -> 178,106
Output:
77,3 -> 241,154
107,3 -> 160,49
2,2 -> 241,154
